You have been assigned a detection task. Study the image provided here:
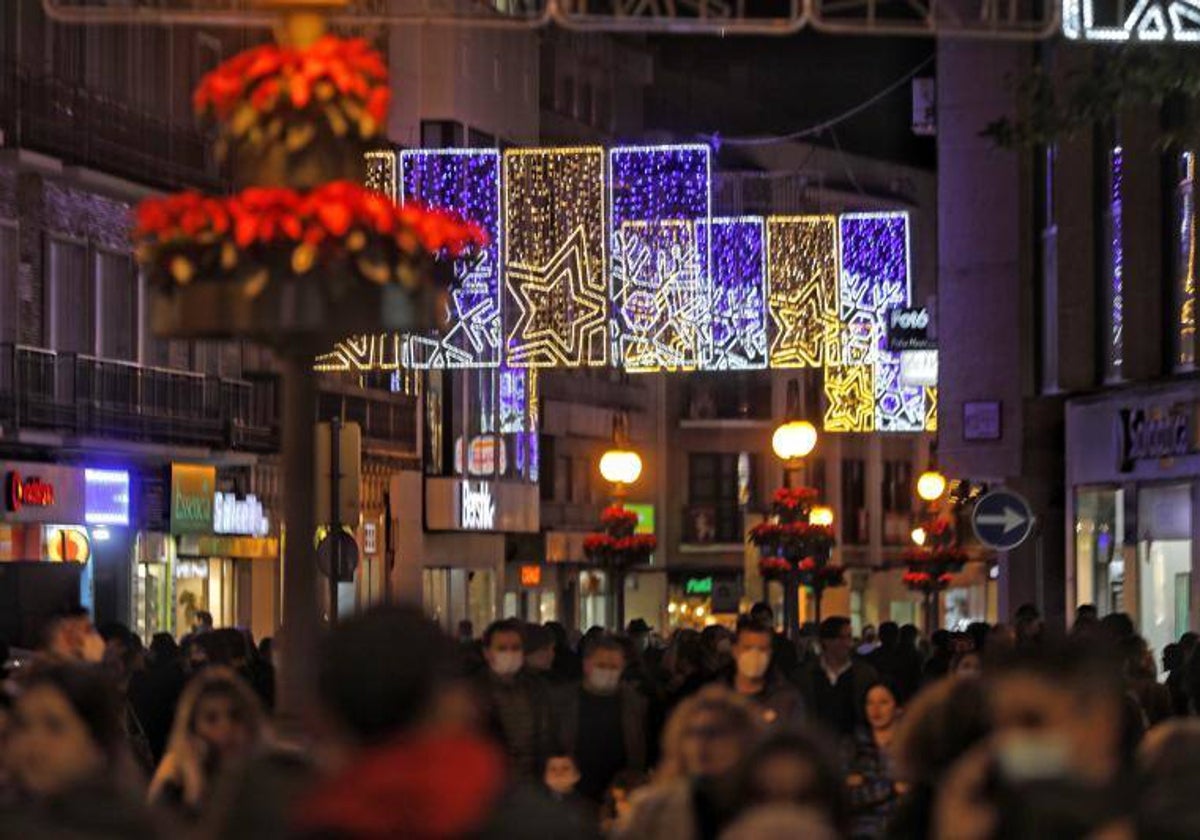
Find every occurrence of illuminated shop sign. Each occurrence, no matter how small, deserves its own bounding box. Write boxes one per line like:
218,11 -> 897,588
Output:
5,471 -> 56,512
170,464 -> 215,535
685,576 -> 714,596
461,482 -> 496,530
886,306 -> 935,352
213,493 -> 269,537
1117,406 -> 1193,472
520,565 -> 542,587
43,526 -> 91,563
85,469 -> 130,526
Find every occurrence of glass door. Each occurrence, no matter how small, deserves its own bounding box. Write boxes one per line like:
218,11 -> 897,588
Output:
1138,483 -> 1192,657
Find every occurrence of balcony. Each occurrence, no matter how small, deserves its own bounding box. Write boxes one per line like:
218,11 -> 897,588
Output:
0,344 -> 276,452
0,60 -> 220,192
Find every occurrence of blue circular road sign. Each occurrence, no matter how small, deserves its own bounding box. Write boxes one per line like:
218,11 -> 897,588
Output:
971,490 -> 1035,551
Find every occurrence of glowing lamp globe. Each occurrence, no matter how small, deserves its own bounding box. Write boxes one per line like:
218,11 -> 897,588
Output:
917,470 -> 947,502
772,420 -> 818,461
809,505 -> 835,527
911,526 -> 927,546
600,449 -> 643,486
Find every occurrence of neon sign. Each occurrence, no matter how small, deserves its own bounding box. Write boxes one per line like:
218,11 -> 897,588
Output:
5,471 -> 56,512
460,482 -> 496,530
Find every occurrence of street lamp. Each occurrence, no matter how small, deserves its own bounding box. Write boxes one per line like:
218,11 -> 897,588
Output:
911,526 -> 927,546
772,419 -> 818,461
809,505 -> 835,528
917,469 -> 947,502
599,448 -> 643,488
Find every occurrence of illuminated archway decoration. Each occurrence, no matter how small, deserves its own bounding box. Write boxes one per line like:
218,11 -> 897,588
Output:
504,147 -> 609,367
766,216 -> 840,368
1063,0 -> 1200,42
315,333 -> 405,372
824,364 -> 875,432
609,145 -> 711,371
699,216 -> 767,370
401,149 -> 502,369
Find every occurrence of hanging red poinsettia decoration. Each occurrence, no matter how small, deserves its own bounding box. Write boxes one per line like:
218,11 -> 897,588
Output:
194,36 -> 390,157
902,570 -> 956,594
750,484 -> 841,585
585,503 -> 655,569
134,181 -> 487,297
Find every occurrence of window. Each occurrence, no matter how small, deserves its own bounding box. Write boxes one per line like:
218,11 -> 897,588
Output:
557,76 -> 574,115
467,128 -> 495,148
96,250 -> 137,361
687,453 -> 750,543
841,458 -> 867,544
46,236 -> 91,354
882,460 -> 913,513
1174,151 -> 1196,372
420,121 -> 464,149
539,436 -> 555,501
557,456 -> 573,503
577,81 -> 593,123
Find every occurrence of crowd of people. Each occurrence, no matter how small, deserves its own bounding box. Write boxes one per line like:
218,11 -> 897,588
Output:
1,600 -> 1200,839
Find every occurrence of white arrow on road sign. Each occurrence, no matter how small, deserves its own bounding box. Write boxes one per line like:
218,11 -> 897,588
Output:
975,507 -> 1028,534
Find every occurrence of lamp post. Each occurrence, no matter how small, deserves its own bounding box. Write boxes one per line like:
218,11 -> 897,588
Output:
597,411 -> 643,631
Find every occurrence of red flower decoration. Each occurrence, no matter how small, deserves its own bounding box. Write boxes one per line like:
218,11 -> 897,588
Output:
194,36 -> 390,140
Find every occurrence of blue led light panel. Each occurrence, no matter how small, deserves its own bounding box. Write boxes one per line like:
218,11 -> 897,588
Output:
698,217 -> 767,371
400,149 -> 502,369
837,212 -> 927,432
609,145 -> 711,371
504,148 -> 609,368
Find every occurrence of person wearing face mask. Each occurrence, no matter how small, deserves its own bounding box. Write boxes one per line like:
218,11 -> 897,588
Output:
41,608 -> 107,666
479,618 -> 558,781
554,634 -> 648,804
724,616 -> 803,729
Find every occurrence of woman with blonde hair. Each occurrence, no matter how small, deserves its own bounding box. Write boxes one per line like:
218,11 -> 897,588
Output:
148,666 -> 266,821
620,684 -> 764,840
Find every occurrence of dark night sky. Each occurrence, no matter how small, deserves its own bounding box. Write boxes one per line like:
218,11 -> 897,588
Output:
644,31 -> 936,170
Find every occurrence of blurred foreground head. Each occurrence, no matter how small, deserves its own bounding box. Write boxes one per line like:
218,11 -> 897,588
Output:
317,606 -> 455,743
986,636 -> 1131,783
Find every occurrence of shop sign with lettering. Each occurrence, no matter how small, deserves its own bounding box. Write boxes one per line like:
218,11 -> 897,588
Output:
1117,406 -> 1192,473
213,493 -> 269,537
886,306 -> 936,351
0,463 -> 86,524
461,482 -> 496,530
170,464 -> 215,535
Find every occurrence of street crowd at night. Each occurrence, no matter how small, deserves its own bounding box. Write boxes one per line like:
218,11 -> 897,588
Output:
0,602 -> 1198,839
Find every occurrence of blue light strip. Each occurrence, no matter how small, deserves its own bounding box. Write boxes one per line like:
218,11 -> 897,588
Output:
609,144 -> 712,371
400,149 -> 502,369
699,216 -> 767,370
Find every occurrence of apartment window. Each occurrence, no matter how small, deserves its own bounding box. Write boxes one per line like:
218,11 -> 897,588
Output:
467,129 -> 495,148
557,76 -> 574,115
577,81 -> 593,123
1174,151 -> 1197,371
539,436 -> 556,501
882,460 -> 913,513
688,453 -> 750,543
96,250 -> 137,361
420,120 -> 464,149
0,224 -> 15,344
557,456 -> 573,503
1100,140 -> 1124,383
46,236 -> 92,354
841,458 -> 867,545
595,90 -> 613,132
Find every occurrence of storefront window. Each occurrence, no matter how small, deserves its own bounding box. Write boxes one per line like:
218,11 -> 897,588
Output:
1138,483 -> 1192,656
423,567 -> 495,634
1075,487 -> 1124,614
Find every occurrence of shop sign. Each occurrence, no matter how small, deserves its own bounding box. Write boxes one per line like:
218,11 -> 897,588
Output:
363,522 -> 378,555
455,435 -> 508,477
176,560 -> 209,579
1117,406 -> 1191,472
170,464 -> 215,535
43,525 -> 90,563
520,565 -> 542,587
461,482 -> 496,530
899,350 -> 938,387
685,576 -> 714,596
84,469 -> 130,526
213,493 -> 269,537
6,471 -> 56,512
886,306 -> 936,351
626,503 -> 656,535
0,463 -> 86,524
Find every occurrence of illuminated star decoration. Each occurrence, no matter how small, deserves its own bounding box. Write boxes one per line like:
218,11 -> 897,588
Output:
401,149 -> 502,368
699,217 -> 768,371
767,217 -> 841,368
364,150 -> 397,198
507,226 -> 607,366
609,145 -> 711,371
1063,0 -> 1200,42
824,365 -> 875,432
504,147 -> 609,367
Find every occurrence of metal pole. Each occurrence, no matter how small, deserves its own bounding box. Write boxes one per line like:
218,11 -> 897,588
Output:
329,414 -> 341,626
277,349 -> 318,728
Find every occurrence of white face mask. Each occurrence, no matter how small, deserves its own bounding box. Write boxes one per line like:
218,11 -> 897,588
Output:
587,666 -> 622,694
736,650 -> 771,680
490,651 -> 523,677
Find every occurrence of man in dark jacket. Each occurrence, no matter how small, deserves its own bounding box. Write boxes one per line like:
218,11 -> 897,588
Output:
796,616 -> 879,737
555,634 -> 647,803
481,619 -> 559,780
724,615 -> 803,728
